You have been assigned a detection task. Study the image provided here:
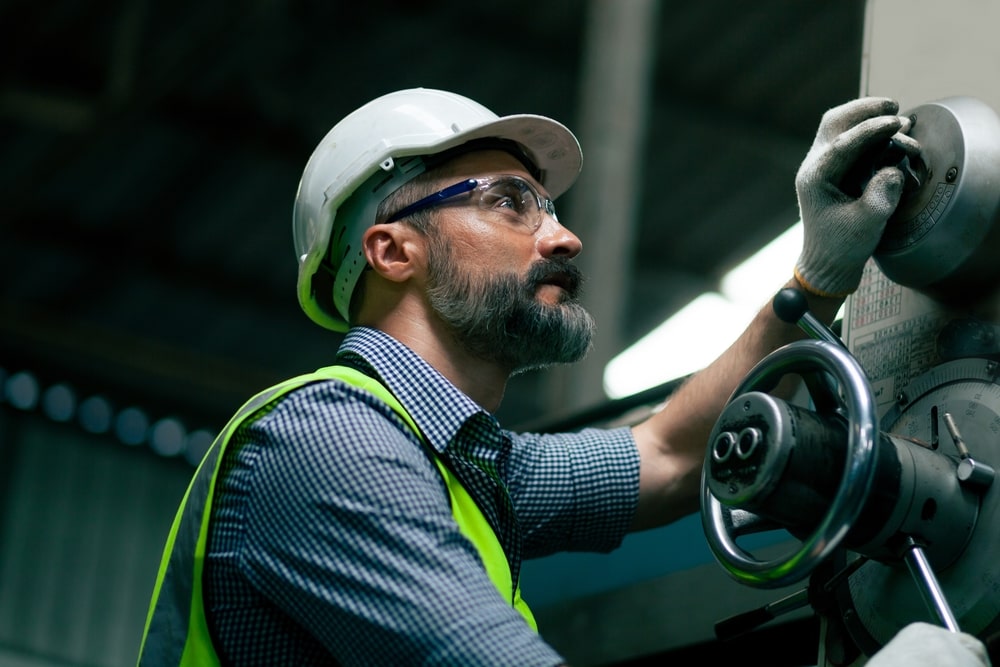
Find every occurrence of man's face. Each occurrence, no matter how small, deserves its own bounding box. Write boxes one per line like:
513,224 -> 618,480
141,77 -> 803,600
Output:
425,234 -> 595,373
420,151 -> 594,373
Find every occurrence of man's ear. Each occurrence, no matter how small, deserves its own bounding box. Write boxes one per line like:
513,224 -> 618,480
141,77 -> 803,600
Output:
361,223 -> 424,283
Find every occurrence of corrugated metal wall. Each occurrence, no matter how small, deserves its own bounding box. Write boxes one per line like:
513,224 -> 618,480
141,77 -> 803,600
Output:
0,410 -> 191,667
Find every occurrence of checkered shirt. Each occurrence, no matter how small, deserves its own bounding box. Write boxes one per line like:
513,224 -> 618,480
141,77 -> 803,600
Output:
205,326 -> 640,666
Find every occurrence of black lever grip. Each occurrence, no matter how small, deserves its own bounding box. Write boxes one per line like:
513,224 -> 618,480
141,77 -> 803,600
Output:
773,287 -> 809,324
772,288 -> 845,347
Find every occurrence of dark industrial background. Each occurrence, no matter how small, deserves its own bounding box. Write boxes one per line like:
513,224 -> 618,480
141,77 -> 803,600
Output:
1,0 -> 867,432
0,1 -> 869,665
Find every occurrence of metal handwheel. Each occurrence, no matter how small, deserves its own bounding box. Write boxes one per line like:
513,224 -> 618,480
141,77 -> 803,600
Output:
700,339 -> 880,589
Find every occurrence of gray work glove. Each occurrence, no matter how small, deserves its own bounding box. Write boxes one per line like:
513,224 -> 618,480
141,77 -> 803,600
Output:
794,97 -> 920,297
866,622 -> 991,667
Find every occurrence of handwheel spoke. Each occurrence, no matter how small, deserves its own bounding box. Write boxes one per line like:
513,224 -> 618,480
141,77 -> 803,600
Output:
801,369 -> 844,415
724,507 -> 781,537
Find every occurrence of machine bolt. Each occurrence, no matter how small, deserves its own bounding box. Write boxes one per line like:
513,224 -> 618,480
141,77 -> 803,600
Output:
946,167 -> 958,182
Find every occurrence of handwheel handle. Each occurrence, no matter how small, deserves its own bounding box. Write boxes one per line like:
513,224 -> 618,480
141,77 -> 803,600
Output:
700,339 -> 879,588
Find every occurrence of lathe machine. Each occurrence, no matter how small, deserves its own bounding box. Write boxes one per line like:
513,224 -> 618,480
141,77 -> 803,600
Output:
701,95 -> 1000,666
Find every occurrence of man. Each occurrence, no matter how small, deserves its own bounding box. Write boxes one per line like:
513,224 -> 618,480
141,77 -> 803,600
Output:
137,89 -> 990,666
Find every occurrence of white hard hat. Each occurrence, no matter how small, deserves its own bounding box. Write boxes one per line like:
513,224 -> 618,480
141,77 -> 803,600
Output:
293,87 -> 583,332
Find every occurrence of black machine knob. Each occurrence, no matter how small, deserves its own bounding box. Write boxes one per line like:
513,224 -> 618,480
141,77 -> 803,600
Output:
773,288 -> 845,347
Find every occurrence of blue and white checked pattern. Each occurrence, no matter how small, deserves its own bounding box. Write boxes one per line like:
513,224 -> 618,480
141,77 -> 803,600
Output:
205,327 -> 640,665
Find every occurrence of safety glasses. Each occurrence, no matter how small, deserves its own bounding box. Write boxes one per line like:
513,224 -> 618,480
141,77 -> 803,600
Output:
386,175 -> 558,233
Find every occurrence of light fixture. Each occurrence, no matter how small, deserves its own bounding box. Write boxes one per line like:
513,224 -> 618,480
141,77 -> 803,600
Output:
604,222 -> 804,399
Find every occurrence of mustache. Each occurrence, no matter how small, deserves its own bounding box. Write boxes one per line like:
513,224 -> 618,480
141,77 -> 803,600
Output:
526,258 -> 584,298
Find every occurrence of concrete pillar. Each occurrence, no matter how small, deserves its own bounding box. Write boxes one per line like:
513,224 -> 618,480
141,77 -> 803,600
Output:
543,0 -> 660,418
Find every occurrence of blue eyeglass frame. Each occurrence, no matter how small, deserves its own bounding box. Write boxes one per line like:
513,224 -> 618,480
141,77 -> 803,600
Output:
385,176 -> 557,228
386,179 -> 479,223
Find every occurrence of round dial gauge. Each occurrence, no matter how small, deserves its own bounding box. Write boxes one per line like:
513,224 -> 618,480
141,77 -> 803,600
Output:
840,358 -> 1000,650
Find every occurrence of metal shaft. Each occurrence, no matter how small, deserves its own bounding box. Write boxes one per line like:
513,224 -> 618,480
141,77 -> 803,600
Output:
903,537 -> 960,632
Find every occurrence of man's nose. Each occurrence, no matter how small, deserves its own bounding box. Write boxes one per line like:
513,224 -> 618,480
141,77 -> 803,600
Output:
536,216 -> 583,258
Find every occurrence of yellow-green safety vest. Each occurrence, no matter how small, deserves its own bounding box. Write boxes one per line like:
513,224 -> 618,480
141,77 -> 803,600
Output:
137,364 -> 535,666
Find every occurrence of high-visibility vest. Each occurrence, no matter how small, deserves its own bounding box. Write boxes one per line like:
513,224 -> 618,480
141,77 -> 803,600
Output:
137,364 -> 535,666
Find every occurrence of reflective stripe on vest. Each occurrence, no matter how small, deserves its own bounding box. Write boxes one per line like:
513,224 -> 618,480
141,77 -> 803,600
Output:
136,365 -> 535,666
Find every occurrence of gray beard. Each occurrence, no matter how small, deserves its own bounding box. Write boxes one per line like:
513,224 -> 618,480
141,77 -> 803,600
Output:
425,237 -> 595,374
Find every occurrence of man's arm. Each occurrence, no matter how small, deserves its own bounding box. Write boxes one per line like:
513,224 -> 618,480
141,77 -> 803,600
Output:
629,278 -> 842,530
627,96 -> 919,531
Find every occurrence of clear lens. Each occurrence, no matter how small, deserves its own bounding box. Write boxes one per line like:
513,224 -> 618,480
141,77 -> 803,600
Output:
476,176 -> 556,232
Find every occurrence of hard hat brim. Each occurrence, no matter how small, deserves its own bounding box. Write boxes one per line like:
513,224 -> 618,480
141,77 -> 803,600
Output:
416,113 -> 583,198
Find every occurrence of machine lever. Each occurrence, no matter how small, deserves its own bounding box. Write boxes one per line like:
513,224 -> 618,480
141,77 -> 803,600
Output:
713,587 -> 810,640
902,536 -> 961,632
942,412 -> 996,490
713,556 -> 870,640
772,288 -> 846,348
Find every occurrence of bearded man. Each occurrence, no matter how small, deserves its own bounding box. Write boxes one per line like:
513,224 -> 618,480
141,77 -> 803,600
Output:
137,89 -> 988,667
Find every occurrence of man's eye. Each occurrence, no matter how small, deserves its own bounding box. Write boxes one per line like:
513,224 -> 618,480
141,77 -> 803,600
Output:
494,195 -> 516,210
485,184 -> 529,214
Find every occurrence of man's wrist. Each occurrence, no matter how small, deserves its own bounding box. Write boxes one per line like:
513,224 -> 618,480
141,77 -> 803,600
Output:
793,265 -> 856,300
789,274 -> 848,325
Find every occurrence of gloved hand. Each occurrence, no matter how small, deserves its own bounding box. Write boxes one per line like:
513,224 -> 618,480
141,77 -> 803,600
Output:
866,622 -> 991,667
794,96 -> 920,297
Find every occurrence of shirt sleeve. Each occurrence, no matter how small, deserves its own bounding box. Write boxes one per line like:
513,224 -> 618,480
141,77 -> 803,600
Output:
506,426 -> 641,559
233,381 -> 565,666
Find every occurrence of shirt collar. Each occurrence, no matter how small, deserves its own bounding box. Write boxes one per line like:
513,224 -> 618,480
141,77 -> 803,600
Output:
336,327 -> 496,453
